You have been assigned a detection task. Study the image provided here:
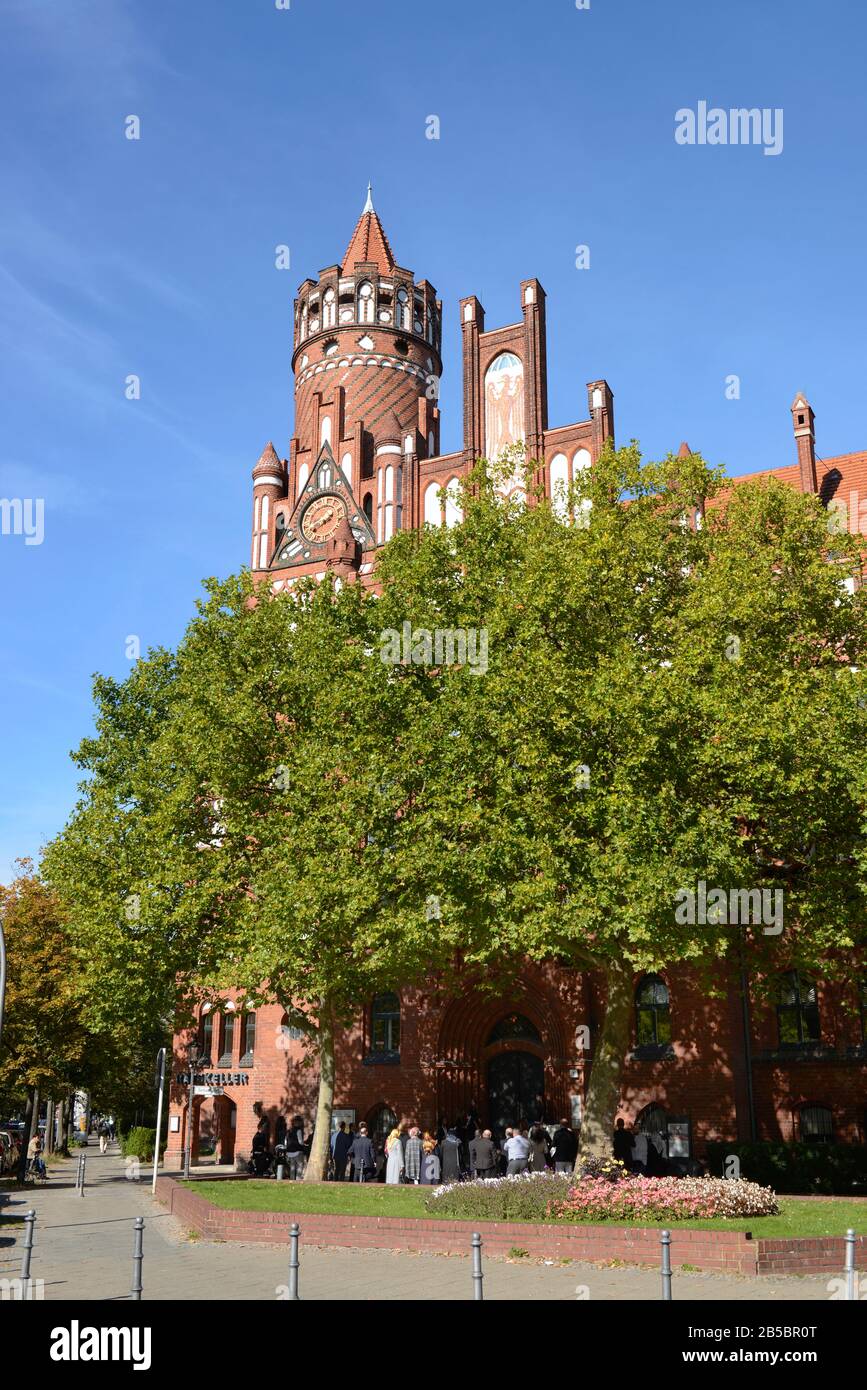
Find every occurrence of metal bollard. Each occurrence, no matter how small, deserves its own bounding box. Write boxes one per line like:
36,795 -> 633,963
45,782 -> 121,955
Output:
845,1228 -> 856,1302
471,1232 -> 484,1301
660,1229 -> 672,1301
287,1222 -> 300,1300
131,1217 -> 144,1301
77,1152 -> 86,1196
20,1210 -> 36,1299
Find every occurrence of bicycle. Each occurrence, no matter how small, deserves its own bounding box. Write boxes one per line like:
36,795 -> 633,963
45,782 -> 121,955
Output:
25,1158 -> 48,1184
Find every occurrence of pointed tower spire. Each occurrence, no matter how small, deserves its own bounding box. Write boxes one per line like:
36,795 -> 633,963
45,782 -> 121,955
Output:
341,187 -> 396,275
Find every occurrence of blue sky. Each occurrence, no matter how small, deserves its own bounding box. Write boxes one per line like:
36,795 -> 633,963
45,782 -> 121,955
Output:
1,0 -> 866,880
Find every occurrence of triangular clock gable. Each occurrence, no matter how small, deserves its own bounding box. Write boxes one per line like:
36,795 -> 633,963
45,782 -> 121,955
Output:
270,442 -> 375,568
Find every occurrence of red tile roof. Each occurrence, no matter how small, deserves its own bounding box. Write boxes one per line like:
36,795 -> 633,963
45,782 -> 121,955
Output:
341,200 -> 396,276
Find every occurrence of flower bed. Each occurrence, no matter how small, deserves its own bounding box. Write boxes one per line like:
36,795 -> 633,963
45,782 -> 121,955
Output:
426,1171 -> 574,1221
550,1175 -> 779,1223
425,1170 -> 779,1223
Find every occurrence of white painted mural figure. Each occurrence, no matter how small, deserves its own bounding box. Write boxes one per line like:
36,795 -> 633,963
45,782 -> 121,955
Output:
484,352 -> 525,487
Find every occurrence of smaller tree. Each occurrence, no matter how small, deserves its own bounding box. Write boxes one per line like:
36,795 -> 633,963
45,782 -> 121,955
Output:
0,863 -> 88,1170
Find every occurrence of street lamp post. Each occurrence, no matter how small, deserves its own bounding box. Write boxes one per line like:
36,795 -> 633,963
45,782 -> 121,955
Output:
182,1040 -> 200,1182
151,1047 -> 167,1195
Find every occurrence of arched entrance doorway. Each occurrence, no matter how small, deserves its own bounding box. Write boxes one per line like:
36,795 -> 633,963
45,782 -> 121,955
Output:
487,1052 -> 544,1135
484,1014 -> 545,1135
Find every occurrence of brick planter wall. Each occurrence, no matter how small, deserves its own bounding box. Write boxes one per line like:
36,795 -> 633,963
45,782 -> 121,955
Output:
154,1177 -> 864,1276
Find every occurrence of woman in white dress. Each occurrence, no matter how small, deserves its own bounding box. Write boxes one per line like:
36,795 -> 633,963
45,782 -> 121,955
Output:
384,1127 -> 405,1185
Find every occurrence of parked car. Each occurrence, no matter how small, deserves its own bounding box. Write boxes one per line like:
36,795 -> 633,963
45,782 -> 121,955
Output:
0,1130 -> 22,1175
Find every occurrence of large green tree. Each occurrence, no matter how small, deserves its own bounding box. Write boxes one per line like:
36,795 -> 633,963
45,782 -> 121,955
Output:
373,443 -> 867,1157
45,572 -> 456,1179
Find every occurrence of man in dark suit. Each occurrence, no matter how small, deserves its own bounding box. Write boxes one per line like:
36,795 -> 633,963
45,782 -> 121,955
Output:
550,1119 -> 578,1173
347,1124 -> 376,1182
469,1129 -> 497,1179
331,1121 -> 353,1181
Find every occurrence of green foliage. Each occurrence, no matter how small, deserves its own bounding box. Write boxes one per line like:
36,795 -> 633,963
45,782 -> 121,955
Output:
705,1140 -> 867,1194
42,438 -> 867,1159
0,864 -> 88,1099
120,1127 -> 162,1162
376,442 -> 867,982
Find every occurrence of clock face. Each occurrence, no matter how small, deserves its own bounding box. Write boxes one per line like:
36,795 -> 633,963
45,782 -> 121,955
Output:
300,493 -> 348,543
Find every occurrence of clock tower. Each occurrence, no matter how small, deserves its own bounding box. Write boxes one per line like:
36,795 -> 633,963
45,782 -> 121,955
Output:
251,187 -> 443,588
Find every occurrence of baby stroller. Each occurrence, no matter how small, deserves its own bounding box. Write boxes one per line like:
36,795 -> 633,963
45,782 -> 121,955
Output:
247,1147 -> 276,1178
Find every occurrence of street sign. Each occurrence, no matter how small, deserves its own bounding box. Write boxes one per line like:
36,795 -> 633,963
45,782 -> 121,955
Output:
194,1085 -> 224,1098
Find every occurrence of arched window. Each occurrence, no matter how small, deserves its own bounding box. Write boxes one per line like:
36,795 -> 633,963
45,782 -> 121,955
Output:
635,974 -> 671,1047
427,430 -> 435,457
278,1011 -> 305,1044
424,481 -> 442,527
444,476 -> 462,528
362,492 -> 373,525
300,303 -> 308,340
370,992 -> 400,1056
636,1102 -> 668,1139
296,461 -> 309,498
357,281 -> 374,324
367,1103 -> 397,1152
320,417 -> 332,448
486,1014 -> 542,1045
240,1011 -> 256,1066
217,1010 -> 236,1066
572,447 -> 591,479
318,460 -> 332,488
549,453 -> 568,518
323,287 -> 336,328
777,972 -> 820,1047
396,287 -> 409,331
199,1011 -> 213,1066
799,1104 -> 833,1143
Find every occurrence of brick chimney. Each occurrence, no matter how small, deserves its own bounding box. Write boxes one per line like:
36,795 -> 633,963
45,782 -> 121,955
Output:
791,393 -> 817,493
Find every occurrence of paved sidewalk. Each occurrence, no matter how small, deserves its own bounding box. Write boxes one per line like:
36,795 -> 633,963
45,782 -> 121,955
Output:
0,1142 -> 839,1301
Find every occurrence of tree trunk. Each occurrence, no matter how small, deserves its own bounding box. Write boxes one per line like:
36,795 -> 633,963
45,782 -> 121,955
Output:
304,999 -> 335,1182
18,1086 -> 38,1183
65,1092 -> 75,1151
577,957 -> 634,1163
57,1097 -> 68,1156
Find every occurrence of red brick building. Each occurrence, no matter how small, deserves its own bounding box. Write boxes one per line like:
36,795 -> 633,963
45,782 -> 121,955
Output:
166,194 -> 867,1171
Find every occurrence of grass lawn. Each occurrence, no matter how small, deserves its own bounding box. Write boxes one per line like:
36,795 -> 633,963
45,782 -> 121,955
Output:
187,1180 -> 865,1238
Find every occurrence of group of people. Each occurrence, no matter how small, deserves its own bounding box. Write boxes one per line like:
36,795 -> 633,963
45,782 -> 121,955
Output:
247,1109 -> 677,1185
331,1115 -> 580,1184
613,1118 -> 669,1175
